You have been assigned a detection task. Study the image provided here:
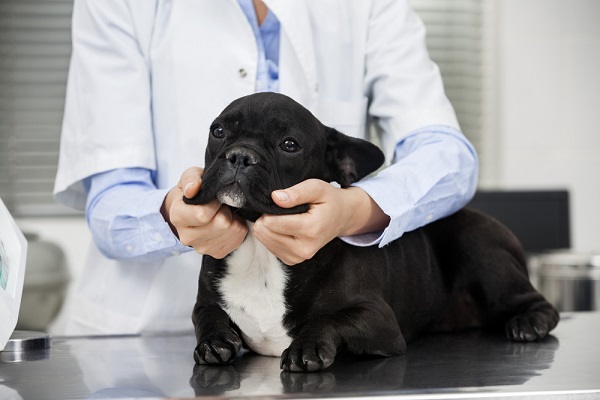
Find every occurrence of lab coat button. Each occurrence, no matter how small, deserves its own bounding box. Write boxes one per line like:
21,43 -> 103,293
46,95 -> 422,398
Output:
238,68 -> 248,78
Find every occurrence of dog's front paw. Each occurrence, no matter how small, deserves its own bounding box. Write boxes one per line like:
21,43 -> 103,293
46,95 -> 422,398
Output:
194,329 -> 243,365
505,310 -> 557,342
280,339 -> 336,372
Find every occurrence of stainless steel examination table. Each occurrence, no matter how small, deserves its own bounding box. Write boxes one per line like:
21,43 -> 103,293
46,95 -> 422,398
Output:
1,312 -> 599,399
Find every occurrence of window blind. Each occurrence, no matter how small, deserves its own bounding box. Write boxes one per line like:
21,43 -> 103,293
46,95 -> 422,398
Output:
418,1 -> 483,137
0,0 -> 492,217
411,0 -> 489,176
0,0 -> 74,216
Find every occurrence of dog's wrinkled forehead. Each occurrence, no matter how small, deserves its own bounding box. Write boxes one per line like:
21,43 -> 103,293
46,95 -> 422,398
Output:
214,93 -> 321,136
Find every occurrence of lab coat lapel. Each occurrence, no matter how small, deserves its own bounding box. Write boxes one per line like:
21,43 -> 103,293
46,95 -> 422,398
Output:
264,0 -> 318,112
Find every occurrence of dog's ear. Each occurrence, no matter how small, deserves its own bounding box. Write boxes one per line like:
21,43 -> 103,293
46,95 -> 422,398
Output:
324,127 -> 385,188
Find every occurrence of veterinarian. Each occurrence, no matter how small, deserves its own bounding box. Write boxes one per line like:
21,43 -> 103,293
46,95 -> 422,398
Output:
54,0 -> 478,335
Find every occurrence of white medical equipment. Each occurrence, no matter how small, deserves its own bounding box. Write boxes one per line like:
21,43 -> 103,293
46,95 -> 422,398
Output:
0,197 -> 28,350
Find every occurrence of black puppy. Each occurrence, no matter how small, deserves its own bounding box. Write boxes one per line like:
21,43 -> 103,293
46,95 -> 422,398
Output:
184,92 -> 559,372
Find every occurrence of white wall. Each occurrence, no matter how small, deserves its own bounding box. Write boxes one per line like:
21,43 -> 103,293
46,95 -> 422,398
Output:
495,0 -> 600,252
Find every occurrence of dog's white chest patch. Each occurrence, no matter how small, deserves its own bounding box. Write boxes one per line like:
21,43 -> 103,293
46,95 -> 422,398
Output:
219,224 -> 292,357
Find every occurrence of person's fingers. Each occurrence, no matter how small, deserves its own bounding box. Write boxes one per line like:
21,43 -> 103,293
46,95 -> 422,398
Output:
252,224 -> 294,264
185,206 -> 248,258
257,213 -> 318,238
169,198 -> 221,229
252,217 -> 320,265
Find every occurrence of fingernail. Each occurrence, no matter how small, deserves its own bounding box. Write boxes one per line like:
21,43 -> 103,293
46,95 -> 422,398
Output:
274,191 -> 288,202
183,182 -> 194,198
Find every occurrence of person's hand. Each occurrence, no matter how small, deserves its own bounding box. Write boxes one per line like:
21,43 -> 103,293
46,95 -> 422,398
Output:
161,167 -> 248,259
252,179 -> 389,266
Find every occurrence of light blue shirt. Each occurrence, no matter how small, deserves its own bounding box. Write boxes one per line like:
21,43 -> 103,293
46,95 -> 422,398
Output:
238,0 -> 280,92
83,4 -> 478,261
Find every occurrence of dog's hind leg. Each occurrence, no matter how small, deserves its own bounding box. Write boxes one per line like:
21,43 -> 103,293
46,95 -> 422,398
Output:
441,211 -> 559,341
425,209 -> 559,341
280,301 -> 406,372
479,249 -> 558,341
470,251 -> 559,342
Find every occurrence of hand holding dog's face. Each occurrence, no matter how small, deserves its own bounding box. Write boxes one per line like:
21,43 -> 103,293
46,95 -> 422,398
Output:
163,166 -> 249,259
184,93 -> 384,222
253,179 -> 388,265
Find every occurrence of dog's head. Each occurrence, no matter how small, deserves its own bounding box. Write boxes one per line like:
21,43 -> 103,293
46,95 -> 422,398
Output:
184,92 -> 384,221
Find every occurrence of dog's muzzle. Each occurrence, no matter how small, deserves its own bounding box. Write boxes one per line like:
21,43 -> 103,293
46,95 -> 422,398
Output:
215,147 -> 260,208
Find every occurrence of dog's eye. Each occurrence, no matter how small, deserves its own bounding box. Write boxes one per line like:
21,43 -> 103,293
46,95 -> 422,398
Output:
211,125 -> 225,138
280,139 -> 301,153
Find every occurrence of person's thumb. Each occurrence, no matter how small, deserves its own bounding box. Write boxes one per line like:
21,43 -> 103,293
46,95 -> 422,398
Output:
271,180 -> 323,209
183,177 -> 202,199
180,167 -> 204,199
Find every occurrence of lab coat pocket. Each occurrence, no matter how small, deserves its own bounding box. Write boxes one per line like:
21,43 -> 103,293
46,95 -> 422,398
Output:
316,97 -> 369,139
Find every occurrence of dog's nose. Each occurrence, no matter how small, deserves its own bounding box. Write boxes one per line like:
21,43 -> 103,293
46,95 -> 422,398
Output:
225,147 -> 258,168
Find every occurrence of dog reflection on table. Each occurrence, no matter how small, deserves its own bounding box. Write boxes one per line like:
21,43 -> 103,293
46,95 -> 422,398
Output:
189,332 -> 560,396
184,92 -> 559,372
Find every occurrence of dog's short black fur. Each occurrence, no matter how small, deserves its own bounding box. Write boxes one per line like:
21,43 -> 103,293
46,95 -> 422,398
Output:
185,92 -> 559,372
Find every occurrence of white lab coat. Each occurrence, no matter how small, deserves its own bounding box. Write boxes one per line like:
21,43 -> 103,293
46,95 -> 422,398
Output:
54,0 -> 459,334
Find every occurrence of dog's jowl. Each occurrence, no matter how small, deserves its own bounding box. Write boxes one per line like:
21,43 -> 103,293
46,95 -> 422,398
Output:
184,92 -> 559,372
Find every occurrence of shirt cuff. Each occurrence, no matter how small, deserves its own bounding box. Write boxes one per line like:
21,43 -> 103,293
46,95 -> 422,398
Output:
340,125 -> 478,248
107,188 -> 192,260
85,168 -> 192,261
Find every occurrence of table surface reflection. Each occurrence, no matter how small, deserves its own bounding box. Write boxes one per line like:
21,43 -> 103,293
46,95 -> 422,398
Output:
0,312 -> 599,399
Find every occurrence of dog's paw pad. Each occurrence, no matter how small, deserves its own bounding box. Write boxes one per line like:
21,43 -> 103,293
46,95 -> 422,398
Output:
280,342 -> 336,372
194,331 -> 242,365
505,312 -> 551,342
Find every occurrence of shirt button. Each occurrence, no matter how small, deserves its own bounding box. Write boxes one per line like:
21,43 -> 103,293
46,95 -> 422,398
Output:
125,244 -> 134,253
153,232 -> 162,242
425,214 -> 434,222
239,68 -> 248,78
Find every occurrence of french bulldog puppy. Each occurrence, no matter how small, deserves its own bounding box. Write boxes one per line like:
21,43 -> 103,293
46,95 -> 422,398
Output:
184,92 -> 559,372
